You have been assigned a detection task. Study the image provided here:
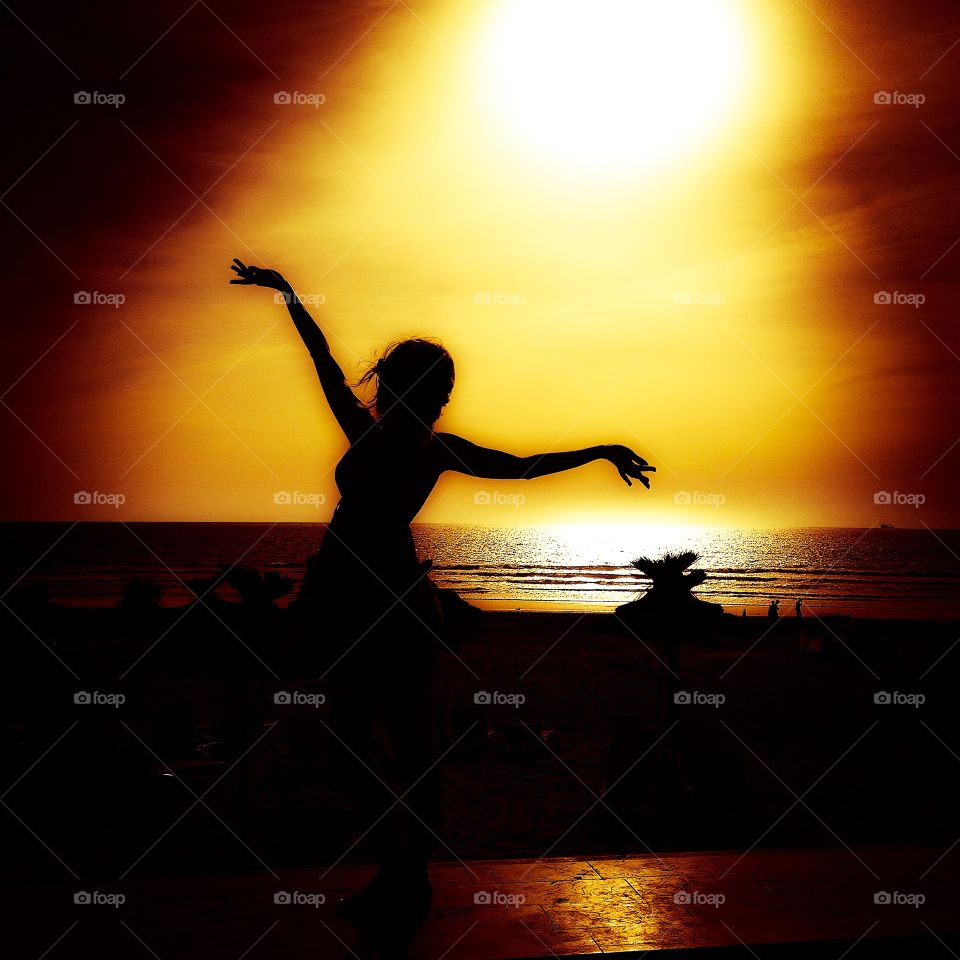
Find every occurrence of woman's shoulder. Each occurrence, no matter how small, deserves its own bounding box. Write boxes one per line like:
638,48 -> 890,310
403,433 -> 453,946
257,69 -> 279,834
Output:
430,432 -> 486,475
431,431 -> 471,457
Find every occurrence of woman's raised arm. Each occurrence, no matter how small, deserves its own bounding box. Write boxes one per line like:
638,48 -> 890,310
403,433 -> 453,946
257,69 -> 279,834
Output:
230,259 -> 372,443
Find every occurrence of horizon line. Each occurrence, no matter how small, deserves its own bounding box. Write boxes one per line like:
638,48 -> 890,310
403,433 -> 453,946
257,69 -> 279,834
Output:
0,519 -> 951,532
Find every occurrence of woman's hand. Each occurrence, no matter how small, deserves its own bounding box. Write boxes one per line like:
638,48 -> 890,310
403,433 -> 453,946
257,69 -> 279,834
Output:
602,445 -> 656,488
229,259 -> 291,294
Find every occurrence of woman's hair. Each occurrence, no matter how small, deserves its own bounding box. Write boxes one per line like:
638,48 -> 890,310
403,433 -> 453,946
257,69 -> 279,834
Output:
357,338 -> 454,427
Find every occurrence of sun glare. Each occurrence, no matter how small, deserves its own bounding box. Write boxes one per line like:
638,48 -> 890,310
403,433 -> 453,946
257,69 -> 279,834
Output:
477,0 -> 750,174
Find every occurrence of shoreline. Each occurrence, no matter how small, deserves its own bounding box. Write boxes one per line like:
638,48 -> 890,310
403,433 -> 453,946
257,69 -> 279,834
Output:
13,599 -> 960,623
5,522 -> 958,620
471,599 -> 960,621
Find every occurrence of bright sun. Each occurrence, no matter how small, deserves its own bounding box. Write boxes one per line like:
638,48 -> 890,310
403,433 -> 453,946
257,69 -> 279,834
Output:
477,0 -> 749,174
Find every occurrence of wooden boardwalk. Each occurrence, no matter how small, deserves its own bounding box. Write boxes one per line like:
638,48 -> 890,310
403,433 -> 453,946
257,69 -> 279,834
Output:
8,846 -> 959,958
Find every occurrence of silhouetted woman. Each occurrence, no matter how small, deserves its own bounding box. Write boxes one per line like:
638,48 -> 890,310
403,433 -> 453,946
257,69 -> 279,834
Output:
230,259 -> 655,953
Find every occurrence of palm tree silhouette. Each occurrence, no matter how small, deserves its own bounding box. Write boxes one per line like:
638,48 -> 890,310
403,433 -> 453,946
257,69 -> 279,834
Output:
616,549 -> 724,628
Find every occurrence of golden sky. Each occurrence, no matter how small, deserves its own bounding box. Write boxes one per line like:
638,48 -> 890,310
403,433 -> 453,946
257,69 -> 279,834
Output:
4,0 -> 960,527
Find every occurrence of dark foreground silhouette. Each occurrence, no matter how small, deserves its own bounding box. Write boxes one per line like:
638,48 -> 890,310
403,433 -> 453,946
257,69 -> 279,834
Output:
230,258 -> 655,953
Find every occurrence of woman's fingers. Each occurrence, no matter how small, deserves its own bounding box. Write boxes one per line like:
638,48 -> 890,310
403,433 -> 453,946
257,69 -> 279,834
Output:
607,446 -> 655,488
229,259 -> 263,285
229,260 -> 286,292
230,260 -> 251,283
627,451 -> 655,472
619,458 -> 654,488
624,465 -> 649,487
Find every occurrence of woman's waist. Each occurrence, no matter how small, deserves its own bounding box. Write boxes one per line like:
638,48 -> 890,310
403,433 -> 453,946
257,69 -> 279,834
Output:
319,507 -> 420,578
328,499 -> 421,536
327,501 -> 415,536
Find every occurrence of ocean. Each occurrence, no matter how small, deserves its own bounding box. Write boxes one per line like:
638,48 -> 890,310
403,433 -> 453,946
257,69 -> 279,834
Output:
2,522 -> 959,619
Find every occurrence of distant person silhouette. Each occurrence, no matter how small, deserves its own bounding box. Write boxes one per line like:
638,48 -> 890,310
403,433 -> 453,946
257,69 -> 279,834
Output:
230,260 -> 655,951
768,599 -> 780,619
795,598 -> 803,618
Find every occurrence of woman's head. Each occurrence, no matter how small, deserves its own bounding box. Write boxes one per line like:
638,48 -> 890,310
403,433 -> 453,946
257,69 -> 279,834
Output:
360,338 -> 454,429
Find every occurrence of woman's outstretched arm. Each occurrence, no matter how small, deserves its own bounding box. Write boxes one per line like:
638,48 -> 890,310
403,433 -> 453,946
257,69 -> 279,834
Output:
436,433 -> 656,488
230,259 -> 372,443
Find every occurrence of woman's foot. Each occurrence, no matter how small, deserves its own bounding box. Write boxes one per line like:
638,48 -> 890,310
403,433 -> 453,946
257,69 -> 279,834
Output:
337,866 -> 432,951
378,873 -> 432,960
336,867 -> 395,928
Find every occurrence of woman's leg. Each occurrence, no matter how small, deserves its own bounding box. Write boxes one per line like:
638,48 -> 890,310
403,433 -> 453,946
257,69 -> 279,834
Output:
326,610 -> 406,860
382,652 -> 439,872
381,585 -> 443,870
